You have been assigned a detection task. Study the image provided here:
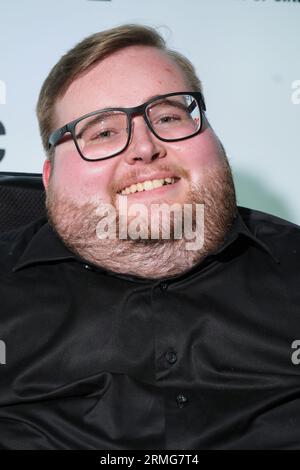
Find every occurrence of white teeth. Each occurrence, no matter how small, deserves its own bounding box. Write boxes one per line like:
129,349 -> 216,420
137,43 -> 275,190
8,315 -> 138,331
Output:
144,181 -> 153,191
152,179 -> 163,189
120,177 -> 176,195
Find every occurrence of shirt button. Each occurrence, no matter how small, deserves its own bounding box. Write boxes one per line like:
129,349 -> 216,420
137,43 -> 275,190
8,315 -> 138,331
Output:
165,351 -> 177,364
176,393 -> 188,408
159,282 -> 168,292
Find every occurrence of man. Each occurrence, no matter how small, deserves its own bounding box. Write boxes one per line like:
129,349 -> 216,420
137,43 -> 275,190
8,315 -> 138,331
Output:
0,24 -> 299,450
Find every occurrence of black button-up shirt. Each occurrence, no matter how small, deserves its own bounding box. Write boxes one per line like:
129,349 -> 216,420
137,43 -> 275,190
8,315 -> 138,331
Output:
0,206 -> 300,450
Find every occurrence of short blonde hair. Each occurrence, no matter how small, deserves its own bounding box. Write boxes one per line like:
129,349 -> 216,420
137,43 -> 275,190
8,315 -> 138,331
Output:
36,23 -> 203,160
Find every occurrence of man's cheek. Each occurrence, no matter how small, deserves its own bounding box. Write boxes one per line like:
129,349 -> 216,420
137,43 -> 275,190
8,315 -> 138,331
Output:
51,151 -> 95,194
176,139 -> 220,169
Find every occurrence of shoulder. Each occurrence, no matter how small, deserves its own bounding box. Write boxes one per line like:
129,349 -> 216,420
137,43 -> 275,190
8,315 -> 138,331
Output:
238,206 -> 300,239
0,217 -> 47,273
238,206 -> 300,264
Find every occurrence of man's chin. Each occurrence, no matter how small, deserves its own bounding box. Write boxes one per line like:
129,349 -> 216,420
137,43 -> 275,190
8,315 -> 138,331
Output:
112,187 -> 203,243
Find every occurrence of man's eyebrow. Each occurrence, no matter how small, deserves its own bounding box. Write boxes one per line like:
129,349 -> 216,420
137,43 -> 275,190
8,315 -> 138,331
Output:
105,94 -> 168,108
75,112 -> 117,138
143,93 -> 164,102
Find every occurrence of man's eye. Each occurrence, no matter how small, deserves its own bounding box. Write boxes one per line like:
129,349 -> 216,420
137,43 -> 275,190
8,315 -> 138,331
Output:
157,115 -> 182,124
99,130 -> 113,138
91,129 -> 115,140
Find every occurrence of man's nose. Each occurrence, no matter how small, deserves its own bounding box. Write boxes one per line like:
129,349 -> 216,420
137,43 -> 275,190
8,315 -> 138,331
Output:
123,115 -> 166,165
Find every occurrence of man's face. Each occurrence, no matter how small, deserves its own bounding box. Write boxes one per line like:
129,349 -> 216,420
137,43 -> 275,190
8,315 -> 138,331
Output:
43,45 -> 236,279
43,45 -> 226,211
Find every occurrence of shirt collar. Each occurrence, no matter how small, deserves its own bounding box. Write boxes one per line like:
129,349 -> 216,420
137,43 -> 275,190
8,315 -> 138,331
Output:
210,207 -> 279,263
12,219 -> 78,272
12,206 -> 279,273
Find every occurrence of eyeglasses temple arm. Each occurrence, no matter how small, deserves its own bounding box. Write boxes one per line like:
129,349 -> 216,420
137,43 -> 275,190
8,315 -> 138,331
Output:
48,125 -> 69,148
188,94 -> 206,114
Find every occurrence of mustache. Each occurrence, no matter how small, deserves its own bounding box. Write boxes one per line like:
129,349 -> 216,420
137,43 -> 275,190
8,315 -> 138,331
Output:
108,163 -> 191,196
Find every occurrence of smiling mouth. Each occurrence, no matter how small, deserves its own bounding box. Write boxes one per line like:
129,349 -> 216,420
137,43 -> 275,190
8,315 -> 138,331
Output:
118,177 -> 180,195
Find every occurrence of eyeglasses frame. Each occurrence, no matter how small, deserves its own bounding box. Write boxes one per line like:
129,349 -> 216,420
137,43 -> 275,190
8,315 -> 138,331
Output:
48,91 -> 206,162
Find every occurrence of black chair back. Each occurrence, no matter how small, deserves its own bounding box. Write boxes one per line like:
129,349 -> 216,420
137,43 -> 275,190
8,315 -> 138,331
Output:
0,172 -> 46,233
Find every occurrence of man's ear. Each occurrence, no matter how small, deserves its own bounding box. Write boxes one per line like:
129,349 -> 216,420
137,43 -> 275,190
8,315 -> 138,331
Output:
42,158 -> 52,191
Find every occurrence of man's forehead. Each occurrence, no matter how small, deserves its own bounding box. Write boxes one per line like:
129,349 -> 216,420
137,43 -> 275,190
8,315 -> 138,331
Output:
54,45 -> 188,125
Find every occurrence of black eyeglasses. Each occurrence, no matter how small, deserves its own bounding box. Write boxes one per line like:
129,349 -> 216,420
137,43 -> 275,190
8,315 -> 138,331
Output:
48,91 -> 206,162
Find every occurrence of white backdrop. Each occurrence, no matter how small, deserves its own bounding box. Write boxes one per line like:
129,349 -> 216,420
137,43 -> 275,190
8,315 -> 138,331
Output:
0,0 -> 299,224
